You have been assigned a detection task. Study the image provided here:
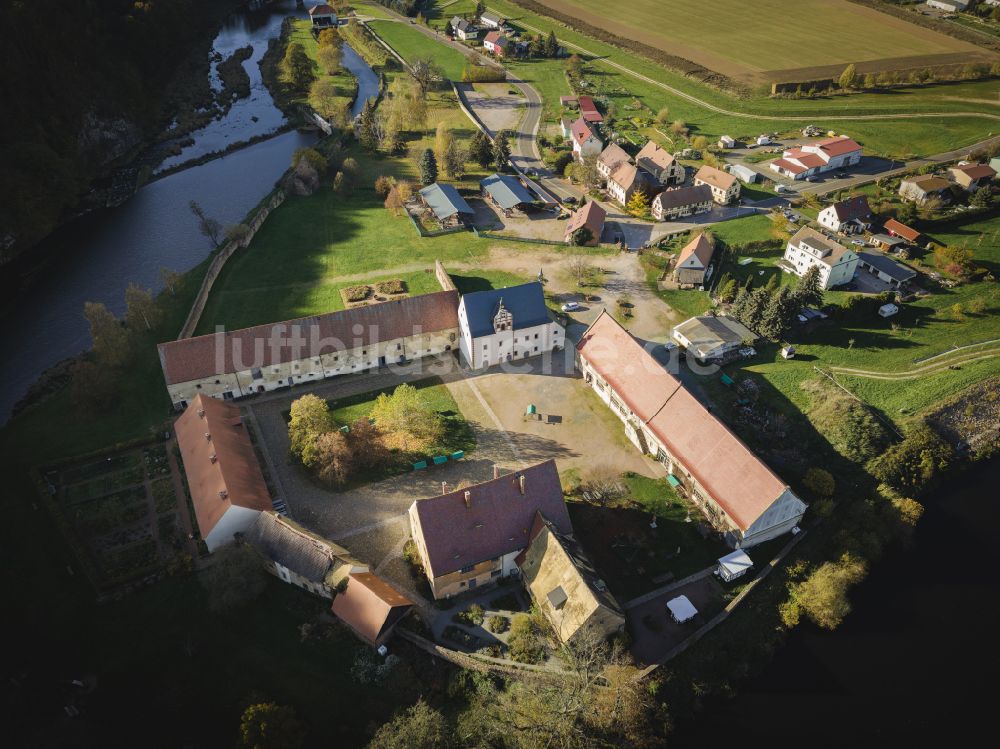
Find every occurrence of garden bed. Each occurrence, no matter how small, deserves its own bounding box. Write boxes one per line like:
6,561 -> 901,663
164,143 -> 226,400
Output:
338,280 -> 409,308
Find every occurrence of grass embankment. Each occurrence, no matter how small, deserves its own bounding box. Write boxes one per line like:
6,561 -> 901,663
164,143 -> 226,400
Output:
487,0 -> 1000,157
264,19 -> 357,118
367,19 -> 471,81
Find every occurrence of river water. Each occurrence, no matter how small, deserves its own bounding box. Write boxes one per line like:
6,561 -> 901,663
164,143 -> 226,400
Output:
673,457 -> 998,744
0,1 -> 378,423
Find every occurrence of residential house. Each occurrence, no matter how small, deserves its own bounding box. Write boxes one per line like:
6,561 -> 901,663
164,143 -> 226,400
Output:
450,17 -> 481,41
480,11 -> 505,29
481,173 -> 535,216
857,251 -> 917,289
570,118 -> 602,160
408,460 -> 573,599
817,195 -> 872,234
635,141 -> 683,186
157,290 -> 460,409
883,218 -> 921,245
516,513 -> 625,645
671,315 -> 757,361
596,143 -> 632,182
769,136 -> 863,180
607,163 -> 653,207
577,95 -> 603,124
331,572 -> 413,646
246,511 -> 368,599
175,395 -> 273,552
483,31 -> 510,57
457,281 -> 564,369
418,182 -> 474,227
672,233 -> 716,287
782,226 -> 859,289
728,163 -> 760,184
564,200 -> 606,246
694,165 -> 740,205
949,162 -> 996,192
898,174 -> 952,204
650,185 -> 713,221
308,3 -> 337,27
576,312 -> 807,548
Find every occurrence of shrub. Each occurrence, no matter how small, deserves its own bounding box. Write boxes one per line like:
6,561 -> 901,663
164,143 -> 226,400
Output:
343,285 -> 371,302
508,613 -> 544,663
803,467 -> 835,498
868,423 -> 954,496
487,615 -> 508,633
375,279 -> 406,295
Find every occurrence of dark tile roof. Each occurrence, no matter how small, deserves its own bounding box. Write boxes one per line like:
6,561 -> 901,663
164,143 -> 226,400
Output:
461,281 -> 550,338
246,511 -> 354,583
331,572 -> 412,645
653,185 -> 712,211
157,290 -> 459,385
859,251 -> 917,282
829,195 -> 871,222
411,459 -> 572,579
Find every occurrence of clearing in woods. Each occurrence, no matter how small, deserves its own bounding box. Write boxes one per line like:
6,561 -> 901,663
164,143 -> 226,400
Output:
528,0 -> 994,85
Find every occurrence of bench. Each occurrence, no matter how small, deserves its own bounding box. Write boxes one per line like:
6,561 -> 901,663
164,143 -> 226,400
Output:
412,460 -> 428,470
432,455 -> 448,465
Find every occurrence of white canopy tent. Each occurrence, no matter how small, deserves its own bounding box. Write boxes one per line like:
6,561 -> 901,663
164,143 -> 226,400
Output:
666,595 -> 698,623
717,549 -> 754,582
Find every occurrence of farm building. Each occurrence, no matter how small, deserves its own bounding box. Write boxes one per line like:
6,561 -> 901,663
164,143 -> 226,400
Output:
157,290 -> 460,409
898,175 -> 952,204
607,163 -> 654,207
308,3 -> 337,27
883,218 -> 921,244
782,226 -> 858,289
174,395 -> 273,552
672,233 -> 716,286
728,164 -> 760,184
570,118 -> 602,159
517,513 -> 626,646
457,281 -> 563,369
694,165 -> 740,204
418,182 -> 474,227
635,141 -> 683,185
577,312 -> 807,549
949,163 -> 996,192
651,185 -> 713,221
331,572 -> 413,646
769,136 -> 862,180
857,251 -> 917,289
564,200 -> 606,246
817,195 -> 872,234
481,173 -> 535,216
246,511 -> 368,599
597,143 -> 632,181
671,315 -> 757,361
408,460 -> 573,599
577,95 -> 603,124
926,0 -> 970,10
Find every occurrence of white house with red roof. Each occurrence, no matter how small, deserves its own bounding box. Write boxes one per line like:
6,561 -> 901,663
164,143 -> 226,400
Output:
576,312 -> 806,548
564,200 -> 606,245
570,117 -> 602,159
483,30 -> 509,56
308,3 -> 337,27
817,195 -> 872,234
769,136 -> 862,180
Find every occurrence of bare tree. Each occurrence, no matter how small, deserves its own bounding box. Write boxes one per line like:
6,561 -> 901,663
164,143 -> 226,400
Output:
567,254 -> 593,286
410,57 -> 444,95
159,266 -> 181,295
189,200 -> 223,248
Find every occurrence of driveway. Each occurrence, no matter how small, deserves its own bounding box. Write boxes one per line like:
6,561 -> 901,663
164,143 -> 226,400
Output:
462,83 -> 525,134
627,574 -> 726,666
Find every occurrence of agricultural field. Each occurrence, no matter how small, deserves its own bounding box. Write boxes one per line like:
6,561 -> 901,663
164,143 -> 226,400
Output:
529,0 -> 993,86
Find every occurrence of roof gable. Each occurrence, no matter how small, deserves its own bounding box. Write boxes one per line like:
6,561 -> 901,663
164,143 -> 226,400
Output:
461,281 -> 550,338
676,234 -> 714,269
565,200 -> 606,236
635,141 -> 675,171
331,572 -> 412,645
695,165 -> 736,190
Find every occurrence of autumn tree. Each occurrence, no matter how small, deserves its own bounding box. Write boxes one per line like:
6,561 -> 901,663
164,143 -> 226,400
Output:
385,185 -> 405,216
370,383 -> 443,451
280,42 -> 314,91
374,175 -> 395,198
566,53 -> 583,78
124,282 -> 160,332
410,57 -> 443,95
201,543 -> 268,613
838,63 -> 858,90
239,702 -> 306,749
314,431 -> 354,486
317,42 -> 342,75
368,700 -> 450,749
288,394 -> 334,467
189,200 -> 223,247
317,27 -> 341,48
626,188 -> 651,218
309,78 -> 349,125
781,554 -> 868,630
225,223 -> 251,246
84,301 -> 129,368
159,266 -> 181,295
348,418 -> 390,471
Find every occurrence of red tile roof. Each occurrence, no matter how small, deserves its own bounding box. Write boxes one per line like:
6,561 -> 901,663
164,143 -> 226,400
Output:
771,158 -> 807,175
577,312 -> 793,531
309,4 -> 335,15
676,234 -> 715,269
331,572 -> 412,645
695,165 -> 737,191
883,218 -> 920,242
565,200 -> 606,240
571,118 -> 595,147
577,95 -> 603,122
411,460 -> 571,579
157,290 -> 459,385
174,395 -> 272,541
815,136 -> 862,157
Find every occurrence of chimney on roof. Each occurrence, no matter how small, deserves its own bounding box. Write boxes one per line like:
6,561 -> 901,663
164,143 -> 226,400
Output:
519,474 -> 526,495
493,465 -> 501,479
197,408 -> 205,418
204,432 -> 211,441
464,490 -> 472,509
209,454 -> 217,464
218,490 -> 228,499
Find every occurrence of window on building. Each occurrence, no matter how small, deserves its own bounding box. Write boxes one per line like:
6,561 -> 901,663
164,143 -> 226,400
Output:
215,379 -> 221,384
491,569 -> 502,578
196,384 -> 202,389
251,368 -> 262,379
460,563 -> 475,574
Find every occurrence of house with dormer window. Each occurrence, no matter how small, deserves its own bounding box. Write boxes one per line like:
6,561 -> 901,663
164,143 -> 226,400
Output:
456,282 -> 564,369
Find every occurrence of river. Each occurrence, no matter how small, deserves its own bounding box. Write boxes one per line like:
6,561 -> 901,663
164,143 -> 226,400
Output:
0,1 -> 378,423
673,457 -> 998,744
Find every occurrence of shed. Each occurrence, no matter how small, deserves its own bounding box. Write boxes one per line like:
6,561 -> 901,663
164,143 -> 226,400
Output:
728,163 -> 760,184
481,173 -> 535,215
878,303 -> 899,318
780,345 -> 795,359
666,594 -> 698,623
716,549 -> 753,582
718,135 -> 736,149
418,183 -> 474,225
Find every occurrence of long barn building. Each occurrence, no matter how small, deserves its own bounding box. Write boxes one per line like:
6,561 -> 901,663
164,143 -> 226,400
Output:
158,290 -> 460,410
576,312 -> 806,549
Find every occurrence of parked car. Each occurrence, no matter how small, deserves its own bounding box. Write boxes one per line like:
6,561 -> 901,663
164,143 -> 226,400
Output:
561,301 -> 581,312
850,239 -> 866,246
564,197 -> 577,205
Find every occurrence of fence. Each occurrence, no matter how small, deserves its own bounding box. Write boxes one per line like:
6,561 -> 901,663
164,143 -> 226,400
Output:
178,189 -> 286,339
405,207 -> 469,238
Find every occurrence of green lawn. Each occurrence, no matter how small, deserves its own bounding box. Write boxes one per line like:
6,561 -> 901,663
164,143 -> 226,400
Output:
282,19 -> 357,115
367,19 -> 471,81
